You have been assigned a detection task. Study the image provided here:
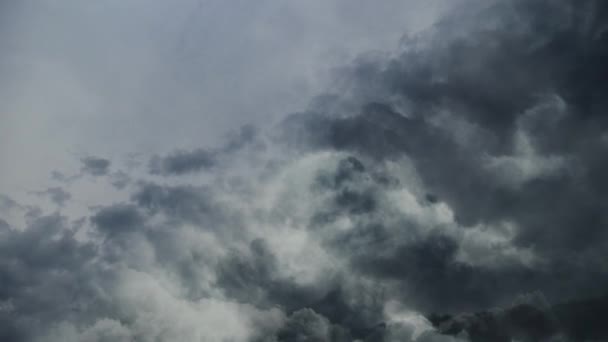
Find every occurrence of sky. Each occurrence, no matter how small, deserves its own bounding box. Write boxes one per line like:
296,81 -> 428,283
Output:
1,0 -> 608,341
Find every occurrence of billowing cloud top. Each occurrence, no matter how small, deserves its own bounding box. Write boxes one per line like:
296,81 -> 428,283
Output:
1,0 -> 608,341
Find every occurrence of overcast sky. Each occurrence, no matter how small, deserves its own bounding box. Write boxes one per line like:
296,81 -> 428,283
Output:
1,1 -> 608,341
0,0 -> 454,206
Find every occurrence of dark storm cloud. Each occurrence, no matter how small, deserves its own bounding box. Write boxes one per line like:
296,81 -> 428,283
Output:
216,238 -> 391,340
430,293 -> 608,341
280,0 -> 608,309
0,197 -> 275,340
2,0 -> 608,341
308,156 -> 539,313
0,214 -> 100,341
249,1 -> 608,339
274,308 -> 352,342
80,156 -> 111,176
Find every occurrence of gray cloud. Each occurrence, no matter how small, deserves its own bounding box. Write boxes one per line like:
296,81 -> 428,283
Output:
275,308 -> 352,342
0,194 -> 19,213
131,183 -> 229,228
149,148 -> 216,175
109,171 -> 131,190
1,0 -> 608,341
0,214 -> 99,341
80,156 -> 111,176
33,187 -> 71,207
149,125 -> 257,175
90,204 -> 145,235
430,293 -> 608,341
280,0 -> 608,305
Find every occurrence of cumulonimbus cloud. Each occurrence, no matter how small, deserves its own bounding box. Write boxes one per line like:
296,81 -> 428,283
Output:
1,0 -> 608,341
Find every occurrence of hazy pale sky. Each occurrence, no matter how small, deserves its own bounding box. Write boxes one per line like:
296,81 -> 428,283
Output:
0,0 -> 455,206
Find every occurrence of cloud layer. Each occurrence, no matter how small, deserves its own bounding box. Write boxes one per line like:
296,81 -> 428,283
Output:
1,0 -> 608,341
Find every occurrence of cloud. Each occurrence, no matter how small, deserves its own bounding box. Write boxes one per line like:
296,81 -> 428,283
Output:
0,214 -> 98,341
274,308 -> 351,341
0,194 -> 19,213
149,125 -> 257,175
109,171 -> 131,190
277,0 -> 608,305
430,293 -> 608,341
33,187 -> 71,207
1,0 -> 608,341
0,209 -> 283,341
80,156 -> 110,176
149,148 -> 216,175
90,204 -> 145,235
